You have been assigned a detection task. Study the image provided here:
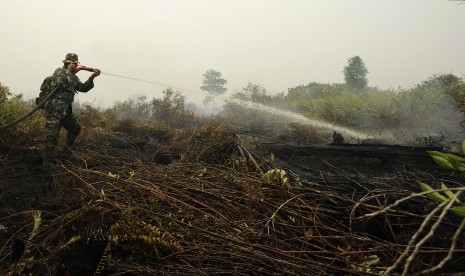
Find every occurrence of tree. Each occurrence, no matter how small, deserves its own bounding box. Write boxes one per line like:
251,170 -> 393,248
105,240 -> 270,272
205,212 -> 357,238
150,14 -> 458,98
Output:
0,82 -> 11,108
418,73 -> 465,114
200,69 -> 227,111
343,56 -> 369,92
419,73 -> 461,91
233,82 -> 267,103
151,88 -> 193,127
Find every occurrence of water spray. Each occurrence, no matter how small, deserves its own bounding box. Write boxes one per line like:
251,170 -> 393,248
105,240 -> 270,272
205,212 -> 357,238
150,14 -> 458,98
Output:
77,66 -> 198,95
76,66 -> 371,140
0,65 -> 372,141
226,98 -> 370,140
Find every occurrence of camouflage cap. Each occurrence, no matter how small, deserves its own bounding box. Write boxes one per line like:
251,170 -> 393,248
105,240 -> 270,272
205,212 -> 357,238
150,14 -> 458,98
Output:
63,53 -> 79,64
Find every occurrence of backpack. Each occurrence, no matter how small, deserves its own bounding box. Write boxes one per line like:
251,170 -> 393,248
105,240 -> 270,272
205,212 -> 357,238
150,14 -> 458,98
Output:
35,76 -> 53,108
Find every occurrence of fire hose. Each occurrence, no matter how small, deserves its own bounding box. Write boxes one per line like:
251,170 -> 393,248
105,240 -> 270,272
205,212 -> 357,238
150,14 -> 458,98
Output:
0,65 -> 206,130
0,86 -> 60,130
0,66 -> 98,130
0,62 -> 213,131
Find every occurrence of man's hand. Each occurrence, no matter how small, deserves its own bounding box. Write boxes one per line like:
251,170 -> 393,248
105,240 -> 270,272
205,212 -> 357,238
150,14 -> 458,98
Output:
91,69 -> 101,78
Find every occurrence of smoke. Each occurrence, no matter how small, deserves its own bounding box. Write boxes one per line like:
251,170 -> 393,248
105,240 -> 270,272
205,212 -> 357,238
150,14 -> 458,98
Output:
226,98 -> 369,138
73,72 -> 465,152
396,89 -> 465,149
215,86 -> 465,151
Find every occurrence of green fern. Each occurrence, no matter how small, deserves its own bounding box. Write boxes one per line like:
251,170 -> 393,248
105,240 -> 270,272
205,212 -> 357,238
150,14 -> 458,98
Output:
419,140 -> 465,217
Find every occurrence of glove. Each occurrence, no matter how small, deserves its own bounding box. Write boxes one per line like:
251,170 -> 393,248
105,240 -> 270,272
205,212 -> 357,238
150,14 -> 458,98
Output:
91,69 -> 101,78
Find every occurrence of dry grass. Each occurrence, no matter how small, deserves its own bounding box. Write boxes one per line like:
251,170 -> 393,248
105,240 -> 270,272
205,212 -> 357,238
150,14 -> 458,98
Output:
1,109 -> 465,275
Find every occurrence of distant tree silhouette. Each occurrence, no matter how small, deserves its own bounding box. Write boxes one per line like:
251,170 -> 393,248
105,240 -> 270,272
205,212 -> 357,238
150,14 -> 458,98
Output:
343,56 -> 369,92
200,69 -> 227,111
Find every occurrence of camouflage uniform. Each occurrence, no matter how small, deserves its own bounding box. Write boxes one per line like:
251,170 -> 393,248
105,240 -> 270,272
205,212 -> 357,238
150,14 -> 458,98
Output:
42,53 -> 95,164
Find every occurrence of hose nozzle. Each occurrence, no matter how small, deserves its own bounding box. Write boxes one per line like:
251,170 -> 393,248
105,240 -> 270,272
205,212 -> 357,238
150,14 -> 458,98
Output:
76,66 -> 94,73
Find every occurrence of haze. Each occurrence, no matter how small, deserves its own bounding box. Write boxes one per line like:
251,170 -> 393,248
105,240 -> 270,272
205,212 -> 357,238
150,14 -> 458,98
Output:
1,0 -> 464,107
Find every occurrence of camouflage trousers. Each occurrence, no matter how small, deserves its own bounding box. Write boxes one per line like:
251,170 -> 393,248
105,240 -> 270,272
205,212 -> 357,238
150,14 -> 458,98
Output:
43,104 -> 81,150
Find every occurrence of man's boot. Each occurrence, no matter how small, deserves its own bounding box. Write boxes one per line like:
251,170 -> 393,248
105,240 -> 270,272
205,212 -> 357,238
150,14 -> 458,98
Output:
42,147 -> 55,165
65,134 -> 77,147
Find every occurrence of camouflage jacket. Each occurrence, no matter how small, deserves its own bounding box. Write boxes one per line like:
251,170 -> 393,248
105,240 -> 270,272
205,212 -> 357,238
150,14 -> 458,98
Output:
49,66 -> 94,107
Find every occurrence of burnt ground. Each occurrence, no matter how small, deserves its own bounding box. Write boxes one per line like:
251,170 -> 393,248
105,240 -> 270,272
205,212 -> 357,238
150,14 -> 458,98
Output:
1,125 -> 465,275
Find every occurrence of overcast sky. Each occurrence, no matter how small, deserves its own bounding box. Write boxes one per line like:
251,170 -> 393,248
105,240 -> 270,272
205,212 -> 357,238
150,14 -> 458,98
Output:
1,0 -> 464,107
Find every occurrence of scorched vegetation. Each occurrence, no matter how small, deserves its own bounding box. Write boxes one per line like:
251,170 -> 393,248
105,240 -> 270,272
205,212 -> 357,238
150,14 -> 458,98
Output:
1,74 -> 465,275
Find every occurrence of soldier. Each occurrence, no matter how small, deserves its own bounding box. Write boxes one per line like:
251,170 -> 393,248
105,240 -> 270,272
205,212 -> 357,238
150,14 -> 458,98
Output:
42,53 -> 101,164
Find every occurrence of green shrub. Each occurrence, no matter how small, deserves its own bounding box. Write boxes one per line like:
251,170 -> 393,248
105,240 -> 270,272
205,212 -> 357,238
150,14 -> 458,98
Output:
0,92 -> 45,146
